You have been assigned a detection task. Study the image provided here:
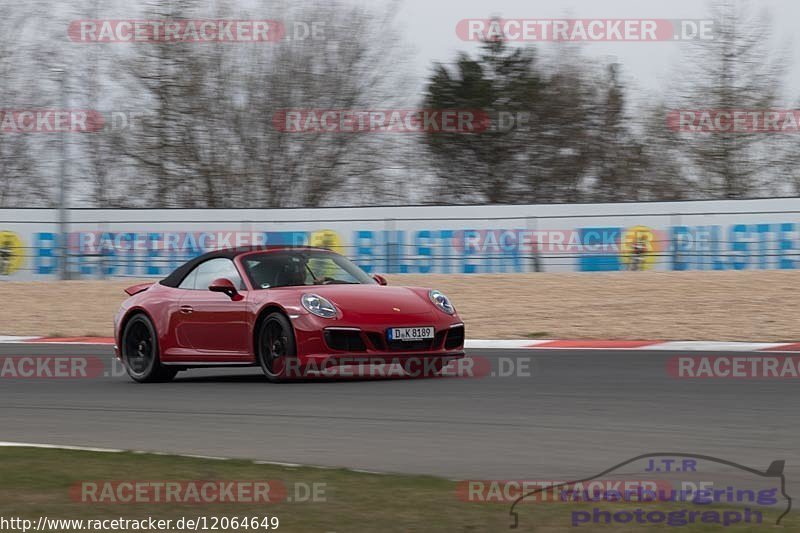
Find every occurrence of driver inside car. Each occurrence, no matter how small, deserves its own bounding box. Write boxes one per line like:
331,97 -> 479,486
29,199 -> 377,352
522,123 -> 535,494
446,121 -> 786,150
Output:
275,256 -> 309,287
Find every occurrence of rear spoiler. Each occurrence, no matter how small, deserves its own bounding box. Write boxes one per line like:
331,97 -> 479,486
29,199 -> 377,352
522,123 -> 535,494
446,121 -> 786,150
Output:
124,282 -> 155,297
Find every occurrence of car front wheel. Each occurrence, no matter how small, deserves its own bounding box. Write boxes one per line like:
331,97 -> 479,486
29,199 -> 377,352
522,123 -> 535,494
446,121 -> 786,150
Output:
258,313 -> 297,383
121,314 -> 177,383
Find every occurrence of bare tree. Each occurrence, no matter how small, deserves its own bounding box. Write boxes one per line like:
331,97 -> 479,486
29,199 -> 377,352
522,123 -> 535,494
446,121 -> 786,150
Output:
669,1 -> 787,198
106,0 -> 410,208
0,4 -> 43,207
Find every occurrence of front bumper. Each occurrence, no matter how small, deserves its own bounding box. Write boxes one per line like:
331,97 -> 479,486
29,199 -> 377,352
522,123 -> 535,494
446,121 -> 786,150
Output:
291,313 -> 466,366
302,350 -> 465,366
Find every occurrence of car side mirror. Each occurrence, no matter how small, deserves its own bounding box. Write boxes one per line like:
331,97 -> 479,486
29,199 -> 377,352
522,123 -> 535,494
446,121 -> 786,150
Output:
372,274 -> 388,286
209,278 -> 239,299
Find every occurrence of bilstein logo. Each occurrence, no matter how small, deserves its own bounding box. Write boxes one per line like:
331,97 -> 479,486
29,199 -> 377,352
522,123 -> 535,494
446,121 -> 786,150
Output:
0,231 -> 24,275
620,226 -> 660,271
309,230 -> 344,278
309,229 -> 343,254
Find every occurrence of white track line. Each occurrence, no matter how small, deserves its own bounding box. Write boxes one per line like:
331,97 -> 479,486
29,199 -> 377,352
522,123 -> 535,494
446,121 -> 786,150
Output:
646,341 -> 786,352
465,339 -> 551,349
469,339 -> 798,352
0,442 -> 126,453
0,441 -> 390,475
0,336 -> 39,343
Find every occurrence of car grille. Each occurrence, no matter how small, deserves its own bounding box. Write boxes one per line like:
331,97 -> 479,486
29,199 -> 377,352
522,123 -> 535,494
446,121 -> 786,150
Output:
366,332 -> 386,351
324,329 -> 367,352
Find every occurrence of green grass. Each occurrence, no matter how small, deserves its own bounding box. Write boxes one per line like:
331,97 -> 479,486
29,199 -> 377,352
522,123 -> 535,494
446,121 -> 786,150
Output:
0,447 -> 793,532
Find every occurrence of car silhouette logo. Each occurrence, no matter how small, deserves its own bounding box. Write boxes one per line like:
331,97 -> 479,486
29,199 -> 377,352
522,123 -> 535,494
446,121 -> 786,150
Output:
509,452 -> 792,529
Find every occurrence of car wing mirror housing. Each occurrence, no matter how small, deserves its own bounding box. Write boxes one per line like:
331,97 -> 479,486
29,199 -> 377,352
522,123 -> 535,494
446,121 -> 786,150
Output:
209,278 -> 240,299
373,274 -> 388,286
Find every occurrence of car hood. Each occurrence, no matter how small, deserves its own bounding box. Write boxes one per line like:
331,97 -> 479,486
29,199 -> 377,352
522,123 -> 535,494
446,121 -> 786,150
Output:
304,285 -> 437,320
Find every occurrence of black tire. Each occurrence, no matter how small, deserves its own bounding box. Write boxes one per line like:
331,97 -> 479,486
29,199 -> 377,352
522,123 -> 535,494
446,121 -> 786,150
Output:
121,314 -> 177,383
257,312 -> 297,383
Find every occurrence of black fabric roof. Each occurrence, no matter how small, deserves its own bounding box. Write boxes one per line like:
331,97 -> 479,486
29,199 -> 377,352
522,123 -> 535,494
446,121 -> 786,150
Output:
159,245 -> 327,288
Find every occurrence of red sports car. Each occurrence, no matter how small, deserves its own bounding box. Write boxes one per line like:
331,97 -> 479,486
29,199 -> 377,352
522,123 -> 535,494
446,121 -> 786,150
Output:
114,246 -> 465,382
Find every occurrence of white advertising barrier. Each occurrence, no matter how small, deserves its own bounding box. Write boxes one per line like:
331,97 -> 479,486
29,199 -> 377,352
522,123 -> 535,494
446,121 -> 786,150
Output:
1,198 -> 800,279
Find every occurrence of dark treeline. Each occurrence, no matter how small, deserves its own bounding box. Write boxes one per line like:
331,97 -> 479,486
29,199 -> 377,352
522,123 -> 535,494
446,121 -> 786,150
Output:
0,0 -> 797,208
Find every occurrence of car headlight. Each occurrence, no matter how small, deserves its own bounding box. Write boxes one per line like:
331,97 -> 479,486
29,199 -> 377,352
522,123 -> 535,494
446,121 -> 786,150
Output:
302,293 -> 338,319
429,289 -> 455,315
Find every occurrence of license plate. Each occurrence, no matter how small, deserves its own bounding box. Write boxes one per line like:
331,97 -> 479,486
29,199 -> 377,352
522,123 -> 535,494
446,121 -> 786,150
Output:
388,327 -> 435,341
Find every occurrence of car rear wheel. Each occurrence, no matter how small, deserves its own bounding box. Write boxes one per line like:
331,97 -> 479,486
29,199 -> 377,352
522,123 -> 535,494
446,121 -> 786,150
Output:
258,313 -> 297,383
121,314 -> 177,383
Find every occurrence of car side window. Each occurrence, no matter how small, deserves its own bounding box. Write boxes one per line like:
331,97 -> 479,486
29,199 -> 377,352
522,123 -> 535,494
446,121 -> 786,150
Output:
193,258 -> 245,291
178,268 -> 198,290
178,258 -> 245,291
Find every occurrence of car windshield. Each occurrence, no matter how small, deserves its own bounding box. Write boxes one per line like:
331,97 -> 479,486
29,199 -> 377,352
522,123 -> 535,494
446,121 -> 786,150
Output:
242,250 -> 376,289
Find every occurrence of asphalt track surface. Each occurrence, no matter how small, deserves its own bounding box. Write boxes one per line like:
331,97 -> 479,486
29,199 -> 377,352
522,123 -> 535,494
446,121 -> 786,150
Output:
1,344 -> 798,496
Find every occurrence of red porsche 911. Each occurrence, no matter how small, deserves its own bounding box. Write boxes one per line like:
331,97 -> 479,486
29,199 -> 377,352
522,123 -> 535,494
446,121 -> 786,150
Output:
114,246 -> 466,382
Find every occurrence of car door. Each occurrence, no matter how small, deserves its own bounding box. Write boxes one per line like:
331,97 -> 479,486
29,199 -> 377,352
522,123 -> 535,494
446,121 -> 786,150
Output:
176,258 -> 250,360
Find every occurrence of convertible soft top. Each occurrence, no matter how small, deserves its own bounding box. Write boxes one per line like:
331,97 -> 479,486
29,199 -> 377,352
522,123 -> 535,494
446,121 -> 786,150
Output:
159,245 -> 329,288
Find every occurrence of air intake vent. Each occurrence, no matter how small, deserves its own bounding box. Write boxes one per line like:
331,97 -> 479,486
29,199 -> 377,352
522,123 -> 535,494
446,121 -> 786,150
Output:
324,329 -> 367,352
445,326 -> 465,350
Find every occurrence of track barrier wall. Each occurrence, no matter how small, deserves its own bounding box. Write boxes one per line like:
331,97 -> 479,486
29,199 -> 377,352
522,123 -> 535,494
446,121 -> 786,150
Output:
2,198 -> 800,279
